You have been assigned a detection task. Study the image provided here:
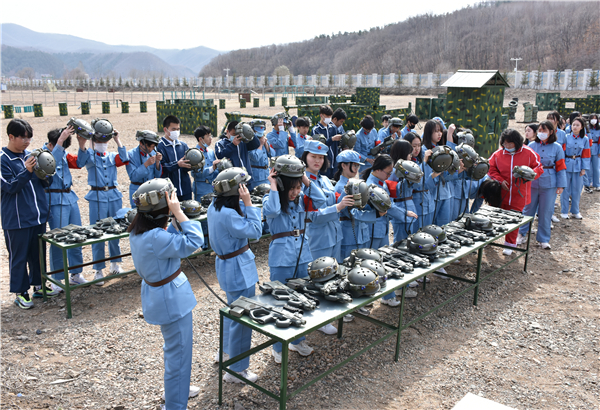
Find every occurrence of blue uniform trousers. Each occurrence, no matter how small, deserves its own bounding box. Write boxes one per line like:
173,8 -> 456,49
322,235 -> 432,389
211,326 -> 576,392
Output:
223,286 -> 255,371
88,199 -> 123,270
270,263 -> 309,352
49,203 -> 83,279
583,155 -> 600,188
160,311 -> 193,410
309,241 -> 342,263
391,220 -> 416,244
520,187 -> 556,244
4,224 -> 45,294
560,172 -> 584,215
433,198 -> 453,227
341,241 -> 369,260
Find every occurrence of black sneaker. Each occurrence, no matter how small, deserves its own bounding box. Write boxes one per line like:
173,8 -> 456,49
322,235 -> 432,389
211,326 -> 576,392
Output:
585,186 -> 593,194
15,292 -> 34,309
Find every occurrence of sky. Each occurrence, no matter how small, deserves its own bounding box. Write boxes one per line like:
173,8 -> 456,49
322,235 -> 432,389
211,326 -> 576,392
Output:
1,0 -> 481,51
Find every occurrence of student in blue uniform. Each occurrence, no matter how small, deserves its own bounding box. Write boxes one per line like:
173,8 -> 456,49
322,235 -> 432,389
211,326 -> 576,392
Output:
248,120 -> 275,190
263,155 -> 329,361
376,117 -> 402,144
331,108 -> 347,135
583,114 -> 600,192
378,115 -> 391,137
215,121 -> 261,184
191,125 -> 220,199
76,121 -> 128,285
560,117 -> 590,219
208,167 -> 263,383
44,126 -> 87,286
401,115 -> 419,137
302,141 -> 354,262
354,115 -> 379,173
403,133 -> 435,227
294,117 -> 311,159
157,115 -> 193,201
128,179 -> 204,409
1,119 -> 59,309
547,111 -> 567,146
517,121 -> 567,249
388,140 -> 419,242
333,150 -> 376,259
267,114 -> 297,157
126,130 -> 162,207
312,105 -> 342,178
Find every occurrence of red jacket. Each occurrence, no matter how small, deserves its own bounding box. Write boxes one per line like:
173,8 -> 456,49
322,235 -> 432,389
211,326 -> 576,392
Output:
488,146 -> 543,211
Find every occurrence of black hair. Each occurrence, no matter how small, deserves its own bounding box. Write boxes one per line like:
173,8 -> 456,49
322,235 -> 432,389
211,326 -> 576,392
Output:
478,179 -> 503,208
403,132 -> 423,162
301,150 -> 330,174
319,105 -> 333,116
333,162 -> 358,182
361,154 -> 394,180
546,111 -> 561,124
194,125 -> 212,141
213,195 -> 243,216
525,123 -> 539,133
226,121 -> 239,133
163,115 -> 180,129
589,114 -> 600,131
48,128 -> 72,149
407,114 -> 419,124
277,175 -> 303,214
537,120 -> 557,144
295,117 -> 311,128
389,139 -> 413,164
381,114 -> 392,122
499,128 -> 524,152
422,119 -> 445,150
332,108 -> 347,121
7,119 -> 33,139
568,111 -> 581,125
571,117 -> 587,138
360,115 -> 375,131
128,207 -> 170,235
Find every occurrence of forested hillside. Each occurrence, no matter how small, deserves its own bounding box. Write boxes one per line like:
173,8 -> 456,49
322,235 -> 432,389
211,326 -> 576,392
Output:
201,1 -> 599,77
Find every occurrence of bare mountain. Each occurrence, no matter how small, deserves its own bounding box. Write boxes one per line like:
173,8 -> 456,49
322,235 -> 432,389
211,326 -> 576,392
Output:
200,1 -> 600,77
1,23 -> 222,74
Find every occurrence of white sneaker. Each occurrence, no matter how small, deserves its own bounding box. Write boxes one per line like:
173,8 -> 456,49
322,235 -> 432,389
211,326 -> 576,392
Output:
223,369 -> 258,384
560,213 -> 569,219
540,242 -> 551,249
93,270 -> 105,286
380,297 -> 401,307
573,213 -> 582,219
551,215 -> 559,223
162,385 -> 200,400
272,348 -> 282,364
516,233 -> 526,245
110,263 -> 124,275
289,340 -> 314,356
49,281 -> 64,293
596,187 -> 600,191
404,288 -> 418,298
357,307 -> 370,315
434,268 -> 450,279
343,314 -> 354,322
407,281 -> 419,288
551,223 -> 554,229
213,352 -> 230,364
69,273 -> 88,285
318,324 -> 337,335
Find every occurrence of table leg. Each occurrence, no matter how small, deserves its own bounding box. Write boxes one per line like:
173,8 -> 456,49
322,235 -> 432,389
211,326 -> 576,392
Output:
280,343 -> 289,410
337,317 -> 344,339
39,236 -> 48,302
63,248 -> 72,319
473,247 -> 484,306
218,312 -> 224,406
395,286 -> 406,362
523,223 -> 532,273
422,275 -> 427,291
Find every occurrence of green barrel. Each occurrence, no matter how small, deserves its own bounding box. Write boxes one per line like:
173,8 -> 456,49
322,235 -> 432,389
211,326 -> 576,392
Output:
59,103 -> 68,116
269,97 -> 275,107
3,105 -> 14,119
34,104 -> 43,117
281,97 -> 288,106
102,102 -> 110,114
140,101 -> 147,113
81,101 -> 90,115
219,99 -> 226,109
253,98 -> 259,108
240,98 -> 246,108
121,102 -> 129,113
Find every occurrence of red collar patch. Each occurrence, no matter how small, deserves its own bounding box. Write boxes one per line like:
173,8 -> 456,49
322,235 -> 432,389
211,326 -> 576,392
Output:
309,174 -> 317,180
378,180 -> 384,186
96,152 -> 106,157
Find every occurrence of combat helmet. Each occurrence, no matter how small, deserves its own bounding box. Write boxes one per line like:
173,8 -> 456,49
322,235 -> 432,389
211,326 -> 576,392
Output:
307,256 -> 339,282
368,184 -> 392,213
311,134 -> 327,144
340,130 -> 357,149
456,131 -> 475,147
67,117 -> 95,140
235,122 -> 255,143
217,158 -> 234,172
344,178 -> 369,209
273,155 -> 305,177
184,148 -> 205,170
29,148 -> 56,180
136,130 -> 161,145
349,248 -> 383,265
420,224 -> 447,244
251,183 -> 271,197
180,200 -> 203,218
90,118 -> 115,142
407,232 -> 438,255
271,112 -> 290,127
455,143 -> 478,169
394,159 -> 424,184
464,214 -> 494,232
346,266 -> 381,298
132,178 -> 176,213
513,165 -> 536,182
359,259 -> 388,288
388,117 -> 403,129
427,145 -> 454,173
446,149 -> 461,175
212,167 -> 251,196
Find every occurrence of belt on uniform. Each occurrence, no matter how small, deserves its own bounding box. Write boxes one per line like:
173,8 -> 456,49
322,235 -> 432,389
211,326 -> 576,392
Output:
566,155 -> 581,159
216,244 -> 250,260
304,218 -> 312,223
270,229 -> 305,240
412,189 -> 428,194
339,217 -> 351,221
90,186 -> 117,191
543,166 -> 555,169
45,188 -> 71,193
144,268 -> 182,287
251,165 -> 268,169
394,196 -> 413,203
131,182 -> 143,186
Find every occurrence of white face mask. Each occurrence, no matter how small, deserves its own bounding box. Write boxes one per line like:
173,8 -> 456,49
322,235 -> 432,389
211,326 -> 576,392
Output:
324,117 -> 332,125
591,119 -> 598,125
94,142 -> 108,153
169,130 -> 180,140
278,126 -> 285,132
538,132 -> 549,141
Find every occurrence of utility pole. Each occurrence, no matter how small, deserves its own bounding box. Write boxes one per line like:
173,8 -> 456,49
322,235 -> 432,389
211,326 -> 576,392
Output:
224,68 -> 230,87
510,58 -> 522,72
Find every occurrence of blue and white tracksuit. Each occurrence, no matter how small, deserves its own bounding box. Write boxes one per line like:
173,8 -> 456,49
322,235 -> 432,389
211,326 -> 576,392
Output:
126,145 -> 162,206
157,137 -> 192,200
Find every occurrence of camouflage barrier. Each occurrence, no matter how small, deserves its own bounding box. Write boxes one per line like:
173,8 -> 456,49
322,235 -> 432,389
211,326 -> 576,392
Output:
81,102 -> 90,115
59,103 -> 68,116
3,105 -> 14,119
34,104 -> 43,117
253,98 -> 259,108
281,97 -> 287,106
240,98 -> 246,108
140,101 -> 147,113
156,100 -> 218,137
102,102 -> 110,114
558,97 -> 600,117
535,92 -> 560,111
121,102 -> 129,114
356,87 -> 380,107
269,97 -> 275,107
295,96 -> 328,105
219,99 -> 226,109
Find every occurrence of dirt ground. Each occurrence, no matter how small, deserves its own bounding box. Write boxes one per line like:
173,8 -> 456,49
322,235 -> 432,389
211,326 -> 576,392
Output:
1,90 -> 598,410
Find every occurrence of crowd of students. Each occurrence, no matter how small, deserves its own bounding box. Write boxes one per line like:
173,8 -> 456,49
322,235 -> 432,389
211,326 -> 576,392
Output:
2,105 -> 597,409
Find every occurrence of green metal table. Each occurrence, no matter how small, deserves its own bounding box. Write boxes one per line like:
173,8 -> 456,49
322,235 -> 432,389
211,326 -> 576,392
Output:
218,216 -> 533,409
